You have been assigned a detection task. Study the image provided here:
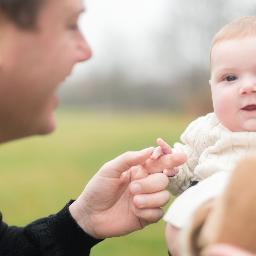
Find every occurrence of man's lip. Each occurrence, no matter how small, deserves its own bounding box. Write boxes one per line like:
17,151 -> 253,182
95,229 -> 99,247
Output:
241,104 -> 256,111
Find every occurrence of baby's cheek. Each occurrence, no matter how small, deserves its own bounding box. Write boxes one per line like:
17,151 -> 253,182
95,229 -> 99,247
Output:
213,92 -> 231,114
213,101 -> 229,123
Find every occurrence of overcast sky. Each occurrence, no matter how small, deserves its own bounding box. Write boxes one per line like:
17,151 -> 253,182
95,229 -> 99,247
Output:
82,0 -> 168,50
67,0 -> 170,82
65,0 -> 255,85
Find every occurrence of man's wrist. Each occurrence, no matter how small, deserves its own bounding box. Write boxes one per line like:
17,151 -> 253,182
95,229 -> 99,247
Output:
69,199 -> 101,239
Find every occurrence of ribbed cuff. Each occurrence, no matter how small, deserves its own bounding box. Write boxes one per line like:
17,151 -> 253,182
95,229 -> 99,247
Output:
24,200 -> 103,256
53,200 -> 103,255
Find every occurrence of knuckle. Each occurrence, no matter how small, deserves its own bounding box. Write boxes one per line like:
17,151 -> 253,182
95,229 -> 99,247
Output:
100,160 -> 112,171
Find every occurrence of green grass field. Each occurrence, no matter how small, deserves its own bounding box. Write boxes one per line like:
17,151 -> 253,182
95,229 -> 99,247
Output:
0,110 -> 192,256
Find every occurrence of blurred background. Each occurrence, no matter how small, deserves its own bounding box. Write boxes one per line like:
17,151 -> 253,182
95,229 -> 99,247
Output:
61,0 -> 256,114
1,0 -> 256,255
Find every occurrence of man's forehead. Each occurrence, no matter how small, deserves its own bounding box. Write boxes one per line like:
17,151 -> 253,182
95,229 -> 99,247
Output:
43,0 -> 85,16
62,0 -> 85,14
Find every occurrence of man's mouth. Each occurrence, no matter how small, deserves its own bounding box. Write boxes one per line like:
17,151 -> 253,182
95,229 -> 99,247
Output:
241,104 -> 256,111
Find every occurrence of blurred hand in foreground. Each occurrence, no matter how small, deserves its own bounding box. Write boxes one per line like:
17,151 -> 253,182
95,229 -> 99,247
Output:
204,244 -> 256,256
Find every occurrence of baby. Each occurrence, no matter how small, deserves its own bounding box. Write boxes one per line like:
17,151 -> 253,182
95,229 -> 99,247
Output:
153,16 -> 256,256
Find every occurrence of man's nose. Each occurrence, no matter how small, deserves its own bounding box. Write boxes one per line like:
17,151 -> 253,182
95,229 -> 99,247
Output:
77,34 -> 92,63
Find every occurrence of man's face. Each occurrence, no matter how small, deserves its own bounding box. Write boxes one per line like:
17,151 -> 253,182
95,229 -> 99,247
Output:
210,37 -> 256,131
0,0 -> 91,141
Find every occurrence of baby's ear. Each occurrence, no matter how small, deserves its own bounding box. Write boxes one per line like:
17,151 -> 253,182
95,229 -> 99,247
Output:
208,79 -> 212,86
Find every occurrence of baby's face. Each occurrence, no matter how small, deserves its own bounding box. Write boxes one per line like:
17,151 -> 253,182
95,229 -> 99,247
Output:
210,37 -> 256,131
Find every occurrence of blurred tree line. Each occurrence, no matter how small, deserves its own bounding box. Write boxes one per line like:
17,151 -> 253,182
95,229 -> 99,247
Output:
60,0 -> 256,115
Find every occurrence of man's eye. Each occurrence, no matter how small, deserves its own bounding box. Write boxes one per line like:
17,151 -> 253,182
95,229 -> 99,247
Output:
68,24 -> 78,30
224,75 -> 237,82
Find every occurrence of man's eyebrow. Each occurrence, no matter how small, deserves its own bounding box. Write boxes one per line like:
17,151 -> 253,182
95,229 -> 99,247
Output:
67,6 -> 86,17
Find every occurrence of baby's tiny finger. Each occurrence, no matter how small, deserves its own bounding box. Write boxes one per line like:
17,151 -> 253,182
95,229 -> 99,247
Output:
156,138 -> 172,154
150,146 -> 162,160
163,168 -> 178,177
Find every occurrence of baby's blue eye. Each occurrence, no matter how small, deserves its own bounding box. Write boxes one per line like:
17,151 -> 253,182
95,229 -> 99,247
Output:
224,75 -> 237,82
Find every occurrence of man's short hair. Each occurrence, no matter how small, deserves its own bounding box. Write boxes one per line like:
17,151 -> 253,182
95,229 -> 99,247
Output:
0,0 -> 45,29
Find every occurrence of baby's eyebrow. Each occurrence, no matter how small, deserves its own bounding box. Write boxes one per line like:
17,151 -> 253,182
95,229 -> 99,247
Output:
213,67 -> 237,76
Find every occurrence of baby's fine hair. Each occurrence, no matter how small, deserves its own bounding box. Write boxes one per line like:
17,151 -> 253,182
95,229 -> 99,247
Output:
212,16 -> 256,48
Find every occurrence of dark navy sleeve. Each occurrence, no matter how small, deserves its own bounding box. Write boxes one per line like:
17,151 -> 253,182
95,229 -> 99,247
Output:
0,201 -> 103,256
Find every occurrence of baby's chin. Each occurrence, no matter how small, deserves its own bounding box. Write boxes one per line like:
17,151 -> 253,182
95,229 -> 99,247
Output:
222,119 -> 256,132
239,120 -> 256,132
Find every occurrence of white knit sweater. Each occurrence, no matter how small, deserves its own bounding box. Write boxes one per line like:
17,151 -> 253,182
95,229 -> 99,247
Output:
169,112 -> 256,195
164,112 -> 256,228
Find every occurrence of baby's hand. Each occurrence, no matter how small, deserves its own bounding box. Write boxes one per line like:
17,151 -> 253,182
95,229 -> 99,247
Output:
163,167 -> 179,177
150,138 -> 181,177
151,138 -> 172,160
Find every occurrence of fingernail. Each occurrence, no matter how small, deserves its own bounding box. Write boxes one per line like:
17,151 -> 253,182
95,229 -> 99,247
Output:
130,183 -> 141,194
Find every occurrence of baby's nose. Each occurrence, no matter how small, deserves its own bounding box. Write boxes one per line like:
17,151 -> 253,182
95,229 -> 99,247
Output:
239,81 -> 256,95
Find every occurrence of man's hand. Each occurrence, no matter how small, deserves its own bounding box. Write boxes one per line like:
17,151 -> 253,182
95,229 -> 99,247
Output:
69,147 -> 186,239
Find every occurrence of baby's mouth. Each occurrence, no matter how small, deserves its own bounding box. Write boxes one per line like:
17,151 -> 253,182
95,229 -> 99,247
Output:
241,104 -> 256,111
